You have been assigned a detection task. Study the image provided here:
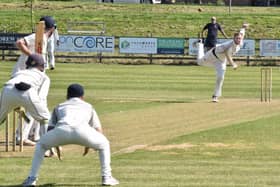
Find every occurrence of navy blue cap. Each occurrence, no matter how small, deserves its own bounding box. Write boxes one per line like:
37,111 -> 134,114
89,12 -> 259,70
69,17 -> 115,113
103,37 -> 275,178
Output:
67,84 -> 84,99
25,53 -> 45,68
40,16 -> 56,29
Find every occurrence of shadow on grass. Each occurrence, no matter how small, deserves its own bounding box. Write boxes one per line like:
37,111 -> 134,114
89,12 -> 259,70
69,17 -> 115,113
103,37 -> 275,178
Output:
0,184 -> 101,187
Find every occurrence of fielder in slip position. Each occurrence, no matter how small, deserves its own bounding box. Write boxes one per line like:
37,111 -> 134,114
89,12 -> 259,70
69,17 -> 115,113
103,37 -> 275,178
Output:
22,84 -> 119,187
197,23 -> 249,103
0,54 -> 50,130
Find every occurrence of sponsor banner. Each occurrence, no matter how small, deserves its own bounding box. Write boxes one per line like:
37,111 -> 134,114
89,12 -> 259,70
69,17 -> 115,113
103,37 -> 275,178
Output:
119,37 -> 157,54
189,38 -> 255,56
260,40 -> 280,56
238,39 -> 255,56
0,33 -> 27,49
157,38 -> 185,54
57,35 -> 114,53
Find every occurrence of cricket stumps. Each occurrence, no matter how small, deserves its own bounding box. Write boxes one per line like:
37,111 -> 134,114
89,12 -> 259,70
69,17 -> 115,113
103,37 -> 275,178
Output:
5,107 -> 26,152
260,67 -> 272,102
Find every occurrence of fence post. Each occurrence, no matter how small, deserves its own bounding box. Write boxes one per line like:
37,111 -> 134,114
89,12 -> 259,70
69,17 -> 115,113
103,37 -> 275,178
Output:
98,52 -> 103,63
149,54 -> 153,64
246,56 -> 250,66
149,33 -> 153,64
2,49 -> 5,60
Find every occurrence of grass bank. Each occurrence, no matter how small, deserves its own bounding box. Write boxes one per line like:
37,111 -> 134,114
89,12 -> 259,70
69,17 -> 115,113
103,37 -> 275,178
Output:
0,1 -> 279,38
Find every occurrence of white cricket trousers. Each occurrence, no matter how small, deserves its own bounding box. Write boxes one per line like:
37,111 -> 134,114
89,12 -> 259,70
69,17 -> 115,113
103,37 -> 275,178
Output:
16,114 -> 41,142
29,124 -> 112,177
0,85 -> 50,124
197,43 -> 226,97
46,36 -> 55,69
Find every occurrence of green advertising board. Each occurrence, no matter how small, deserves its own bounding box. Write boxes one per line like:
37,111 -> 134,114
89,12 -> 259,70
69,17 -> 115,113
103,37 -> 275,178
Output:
157,38 -> 185,54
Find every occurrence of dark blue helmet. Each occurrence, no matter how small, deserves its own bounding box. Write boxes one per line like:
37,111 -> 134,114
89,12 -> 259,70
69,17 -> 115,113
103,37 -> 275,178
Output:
67,84 -> 84,99
25,53 -> 45,68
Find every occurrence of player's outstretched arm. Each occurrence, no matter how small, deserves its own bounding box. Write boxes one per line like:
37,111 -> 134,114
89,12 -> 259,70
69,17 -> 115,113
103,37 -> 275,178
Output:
221,29 -> 228,39
239,23 -> 249,40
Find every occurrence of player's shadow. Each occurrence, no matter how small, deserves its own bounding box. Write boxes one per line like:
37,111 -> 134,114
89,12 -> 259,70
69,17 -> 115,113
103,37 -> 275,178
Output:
0,184 -> 101,187
44,184 -> 101,187
0,185 -> 57,187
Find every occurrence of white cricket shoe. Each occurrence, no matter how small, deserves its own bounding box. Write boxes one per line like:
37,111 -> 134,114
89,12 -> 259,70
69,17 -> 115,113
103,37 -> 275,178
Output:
212,96 -> 219,103
44,147 -> 60,158
44,149 -> 53,157
102,176 -> 119,186
22,176 -> 37,187
23,139 -> 36,146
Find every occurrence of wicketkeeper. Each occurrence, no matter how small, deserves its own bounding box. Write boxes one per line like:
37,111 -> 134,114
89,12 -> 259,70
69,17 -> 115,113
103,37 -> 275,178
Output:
22,83 -> 119,186
0,54 -> 50,132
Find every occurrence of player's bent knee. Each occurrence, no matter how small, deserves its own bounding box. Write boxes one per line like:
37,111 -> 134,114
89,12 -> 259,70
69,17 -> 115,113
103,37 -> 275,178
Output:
37,142 -> 50,151
99,139 -> 110,150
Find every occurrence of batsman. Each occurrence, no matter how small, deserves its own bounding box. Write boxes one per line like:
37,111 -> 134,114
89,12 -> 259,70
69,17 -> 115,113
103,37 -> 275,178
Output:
12,16 -> 56,146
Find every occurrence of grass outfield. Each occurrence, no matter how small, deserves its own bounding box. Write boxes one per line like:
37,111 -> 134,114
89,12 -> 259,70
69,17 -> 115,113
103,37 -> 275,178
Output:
1,1 -> 280,38
1,62 -> 280,186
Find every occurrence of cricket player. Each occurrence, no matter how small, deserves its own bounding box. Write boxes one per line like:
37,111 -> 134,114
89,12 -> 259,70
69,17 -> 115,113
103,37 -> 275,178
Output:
197,23 -> 249,102
46,25 -> 59,70
12,16 -> 56,75
13,16 -> 56,145
0,54 -> 50,131
22,84 -> 119,186
16,116 -> 40,146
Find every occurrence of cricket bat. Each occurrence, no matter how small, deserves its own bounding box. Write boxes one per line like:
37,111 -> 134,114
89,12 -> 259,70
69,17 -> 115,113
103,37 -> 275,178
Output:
35,21 -> 45,54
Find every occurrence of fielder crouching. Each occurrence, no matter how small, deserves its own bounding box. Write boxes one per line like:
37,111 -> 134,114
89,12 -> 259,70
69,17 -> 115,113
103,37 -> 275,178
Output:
0,53 -> 50,132
22,83 -> 119,186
